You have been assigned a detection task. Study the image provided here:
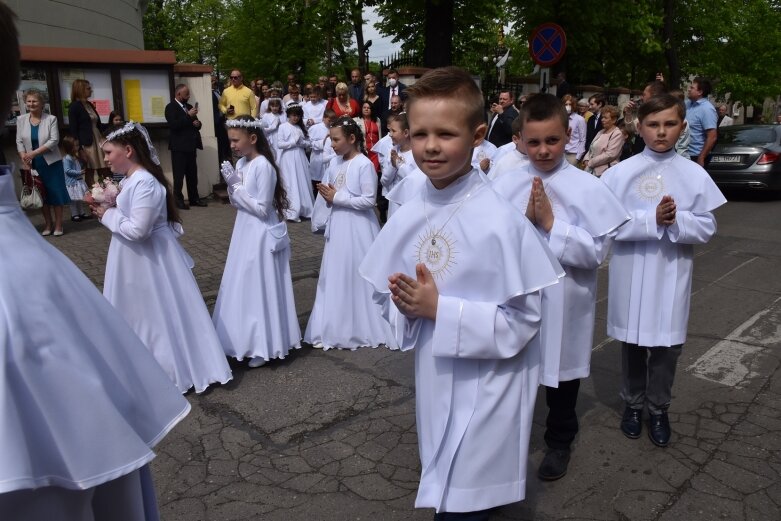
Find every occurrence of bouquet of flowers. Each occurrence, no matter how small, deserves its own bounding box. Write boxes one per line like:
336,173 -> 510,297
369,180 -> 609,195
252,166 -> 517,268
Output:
84,178 -> 120,208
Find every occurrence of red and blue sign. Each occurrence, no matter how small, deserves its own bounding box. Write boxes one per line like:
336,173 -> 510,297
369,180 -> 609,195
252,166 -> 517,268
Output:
529,23 -> 567,67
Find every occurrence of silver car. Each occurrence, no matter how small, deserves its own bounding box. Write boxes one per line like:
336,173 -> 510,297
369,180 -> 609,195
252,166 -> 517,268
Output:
706,125 -> 781,191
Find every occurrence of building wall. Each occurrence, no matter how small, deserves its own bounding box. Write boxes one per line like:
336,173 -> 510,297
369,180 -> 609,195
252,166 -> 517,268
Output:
7,0 -> 147,50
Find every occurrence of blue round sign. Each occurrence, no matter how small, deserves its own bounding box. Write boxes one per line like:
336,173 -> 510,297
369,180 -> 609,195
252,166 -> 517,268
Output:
529,23 -> 567,67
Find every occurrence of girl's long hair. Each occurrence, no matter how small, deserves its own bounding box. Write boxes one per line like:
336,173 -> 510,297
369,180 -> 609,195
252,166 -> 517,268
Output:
105,127 -> 180,225
233,115 -> 289,220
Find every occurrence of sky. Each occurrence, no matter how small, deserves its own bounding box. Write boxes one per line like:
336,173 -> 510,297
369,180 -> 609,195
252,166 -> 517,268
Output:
360,6 -> 398,62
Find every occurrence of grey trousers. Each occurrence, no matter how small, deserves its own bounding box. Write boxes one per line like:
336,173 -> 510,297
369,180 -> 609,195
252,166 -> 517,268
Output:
621,342 -> 682,414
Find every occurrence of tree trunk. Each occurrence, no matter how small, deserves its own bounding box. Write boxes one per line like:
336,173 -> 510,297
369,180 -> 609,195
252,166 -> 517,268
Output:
663,0 -> 680,88
423,0 -> 453,67
352,3 -> 367,73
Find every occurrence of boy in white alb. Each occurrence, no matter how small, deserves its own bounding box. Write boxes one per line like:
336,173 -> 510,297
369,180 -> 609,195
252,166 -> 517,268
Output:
601,94 -> 726,447
487,116 -> 529,181
492,94 -> 629,481
303,86 -> 327,127
308,109 -> 334,195
360,67 -> 564,520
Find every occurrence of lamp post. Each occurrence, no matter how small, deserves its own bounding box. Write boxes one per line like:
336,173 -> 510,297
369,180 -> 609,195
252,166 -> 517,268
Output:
363,40 -> 372,75
482,24 -> 510,91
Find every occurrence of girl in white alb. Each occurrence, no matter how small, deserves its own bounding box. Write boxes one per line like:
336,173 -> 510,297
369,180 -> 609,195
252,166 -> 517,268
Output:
213,116 -> 301,367
381,113 -> 417,218
95,123 -> 232,394
276,104 -> 314,221
305,116 -> 396,350
261,98 -> 284,157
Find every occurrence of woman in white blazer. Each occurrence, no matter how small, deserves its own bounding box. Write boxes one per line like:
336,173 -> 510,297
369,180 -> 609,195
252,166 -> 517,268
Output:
16,89 -> 70,235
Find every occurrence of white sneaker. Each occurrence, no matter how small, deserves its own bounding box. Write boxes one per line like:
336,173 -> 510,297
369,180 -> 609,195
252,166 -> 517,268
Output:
248,357 -> 267,368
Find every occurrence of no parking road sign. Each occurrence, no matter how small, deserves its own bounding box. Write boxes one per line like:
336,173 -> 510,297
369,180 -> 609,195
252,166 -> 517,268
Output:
529,23 -> 567,67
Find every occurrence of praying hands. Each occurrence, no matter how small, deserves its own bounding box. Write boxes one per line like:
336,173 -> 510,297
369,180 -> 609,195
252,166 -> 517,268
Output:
525,176 -> 554,232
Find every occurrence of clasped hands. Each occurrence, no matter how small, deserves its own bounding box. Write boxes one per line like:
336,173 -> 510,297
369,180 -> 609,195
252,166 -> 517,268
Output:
389,263 -> 438,321
656,195 -> 676,226
316,182 -> 337,204
525,176 -> 554,232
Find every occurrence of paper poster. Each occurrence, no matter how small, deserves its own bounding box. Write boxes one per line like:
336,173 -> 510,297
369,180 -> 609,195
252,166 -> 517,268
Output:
61,69 -> 85,84
124,79 -> 143,122
93,99 -> 111,116
150,96 -> 165,117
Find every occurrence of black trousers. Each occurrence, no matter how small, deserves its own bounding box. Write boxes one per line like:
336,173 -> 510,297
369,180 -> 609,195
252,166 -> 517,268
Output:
544,379 -> 581,450
434,509 -> 492,521
171,150 -> 200,204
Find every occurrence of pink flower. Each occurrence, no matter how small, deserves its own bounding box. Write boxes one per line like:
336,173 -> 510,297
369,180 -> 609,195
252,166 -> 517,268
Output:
85,178 -> 121,208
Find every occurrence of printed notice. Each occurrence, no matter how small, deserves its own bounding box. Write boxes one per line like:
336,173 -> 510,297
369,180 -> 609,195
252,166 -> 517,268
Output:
93,99 -> 111,116
150,96 -> 165,117
124,79 -> 143,122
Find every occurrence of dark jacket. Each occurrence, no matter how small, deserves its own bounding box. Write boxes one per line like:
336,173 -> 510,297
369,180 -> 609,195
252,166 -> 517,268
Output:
68,100 -> 103,147
583,112 -> 603,159
165,100 -> 203,152
487,105 -> 519,148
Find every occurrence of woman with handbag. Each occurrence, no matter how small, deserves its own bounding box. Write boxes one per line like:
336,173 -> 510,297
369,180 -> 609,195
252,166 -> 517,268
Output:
582,105 -> 625,177
69,78 -> 109,186
15,89 -> 70,236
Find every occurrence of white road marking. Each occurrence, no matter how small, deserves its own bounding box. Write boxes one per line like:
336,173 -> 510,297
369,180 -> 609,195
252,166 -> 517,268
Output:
688,296 -> 781,388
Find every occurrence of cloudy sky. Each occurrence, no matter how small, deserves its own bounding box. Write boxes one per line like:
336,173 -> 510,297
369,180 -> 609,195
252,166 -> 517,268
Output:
361,6 -> 398,61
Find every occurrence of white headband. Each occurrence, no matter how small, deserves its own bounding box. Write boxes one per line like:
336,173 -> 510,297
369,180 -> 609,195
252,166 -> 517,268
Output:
104,121 -> 161,165
225,118 -> 264,129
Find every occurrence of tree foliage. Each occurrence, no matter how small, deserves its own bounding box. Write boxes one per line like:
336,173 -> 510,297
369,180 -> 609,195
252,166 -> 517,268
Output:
143,0 -> 781,102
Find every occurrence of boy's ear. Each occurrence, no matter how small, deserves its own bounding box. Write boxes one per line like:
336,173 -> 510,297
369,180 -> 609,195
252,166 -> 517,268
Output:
472,122 -> 488,146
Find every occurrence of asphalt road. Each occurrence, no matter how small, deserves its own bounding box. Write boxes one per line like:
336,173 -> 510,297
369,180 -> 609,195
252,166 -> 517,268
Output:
35,187 -> 781,521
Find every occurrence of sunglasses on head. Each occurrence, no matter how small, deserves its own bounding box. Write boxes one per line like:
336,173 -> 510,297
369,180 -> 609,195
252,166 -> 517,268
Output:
231,76 -> 241,80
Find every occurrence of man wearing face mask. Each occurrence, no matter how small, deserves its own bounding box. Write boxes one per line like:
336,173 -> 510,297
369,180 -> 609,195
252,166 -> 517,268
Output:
381,69 -> 406,111
562,94 -> 586,165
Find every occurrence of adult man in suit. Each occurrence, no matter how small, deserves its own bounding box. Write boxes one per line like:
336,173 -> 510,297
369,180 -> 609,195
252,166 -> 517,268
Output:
583,93 -> 605,160
348,68 -> 364,103
211,75 -> 230,163
165,84 -> 206,210
381,69 -> 406,111
486,90 -> 519,147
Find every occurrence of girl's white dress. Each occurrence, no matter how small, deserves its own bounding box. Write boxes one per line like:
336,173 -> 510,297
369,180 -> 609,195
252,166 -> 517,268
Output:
277,121 -> 314,221
212,155 -> 302,362
261,112 -> 283,158
307,122 -> 329,183
0,168 -> 189,520
101,169 -> 232,393
304,154 -> 397,350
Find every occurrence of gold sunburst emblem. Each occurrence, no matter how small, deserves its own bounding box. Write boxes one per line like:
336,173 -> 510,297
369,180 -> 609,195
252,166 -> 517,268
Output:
635,172 -> 665,201
415,228 -> 458,279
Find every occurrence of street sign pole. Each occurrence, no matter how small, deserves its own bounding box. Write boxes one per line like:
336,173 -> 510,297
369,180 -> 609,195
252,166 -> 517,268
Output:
529,23 -> 567,94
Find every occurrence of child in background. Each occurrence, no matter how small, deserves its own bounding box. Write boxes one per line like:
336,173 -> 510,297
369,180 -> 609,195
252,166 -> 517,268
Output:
601,94 -> 726,448
308,109 -> 334,196
492,93 -> 629,481
61,135 -> 90,221
360,67 -> 563,520
95,122 -> 232,394
277,104 -> 314,222
487,116 -> 528,182
303,86 -> 327,127
305,116 -> 395,351
380,112 -> 415,219
213,116 -> 301,367
261,98 -> 284,157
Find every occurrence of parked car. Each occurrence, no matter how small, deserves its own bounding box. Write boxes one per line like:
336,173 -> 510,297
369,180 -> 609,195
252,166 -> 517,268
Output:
706,125 -> 781,191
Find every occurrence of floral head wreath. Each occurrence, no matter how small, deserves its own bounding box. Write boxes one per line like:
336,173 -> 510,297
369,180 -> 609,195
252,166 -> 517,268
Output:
225,118 -> 264,129
103,121 -> 161,165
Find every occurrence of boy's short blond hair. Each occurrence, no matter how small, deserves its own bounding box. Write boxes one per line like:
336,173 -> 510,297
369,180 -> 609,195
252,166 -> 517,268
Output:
405,67 -> 484,129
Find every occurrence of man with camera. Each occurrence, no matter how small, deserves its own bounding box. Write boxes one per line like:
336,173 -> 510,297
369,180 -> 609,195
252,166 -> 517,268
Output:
487,90 -> 519,148
166,84 -> 206,209
219,69 -> 256,120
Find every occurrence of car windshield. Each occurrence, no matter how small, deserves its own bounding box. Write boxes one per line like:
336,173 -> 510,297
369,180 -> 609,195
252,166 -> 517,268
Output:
717,126 -> 779,146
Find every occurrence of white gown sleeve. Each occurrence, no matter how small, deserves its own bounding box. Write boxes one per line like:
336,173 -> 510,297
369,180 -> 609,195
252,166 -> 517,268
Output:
666,210 -> 716,244
547,219 -> 612,269
371,290 -> 423,352
229,160 -> 276,218
380,155 -> 398,190
100,179 -> 161,241
332,162 -> 377,210
261,114 -> 279,131
431,293 -> 542,359
612,210 -> 663,241
276,125 -> 299,150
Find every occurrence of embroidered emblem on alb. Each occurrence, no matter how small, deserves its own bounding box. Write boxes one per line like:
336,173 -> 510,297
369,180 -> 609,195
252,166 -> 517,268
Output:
635,172 -> 665,201
334,171 -> 346,190
416,228 -> 457,278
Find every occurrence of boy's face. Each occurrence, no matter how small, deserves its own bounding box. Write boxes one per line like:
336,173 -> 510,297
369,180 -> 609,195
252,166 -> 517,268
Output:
408,98 -> 486,189
638,106 -> 684,152
521,118 -> 569,173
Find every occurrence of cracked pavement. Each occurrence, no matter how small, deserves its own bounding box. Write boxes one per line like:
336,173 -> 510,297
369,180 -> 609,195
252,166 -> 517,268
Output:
35,190 -> 781,520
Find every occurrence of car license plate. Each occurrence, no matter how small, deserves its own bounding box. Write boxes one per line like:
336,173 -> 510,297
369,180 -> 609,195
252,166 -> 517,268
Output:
710,155 -> 741,163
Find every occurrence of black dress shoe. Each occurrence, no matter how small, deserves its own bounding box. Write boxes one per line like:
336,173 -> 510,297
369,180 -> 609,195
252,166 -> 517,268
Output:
648,411 -> 671,447
191,200 -> 208,207
620,407 -> 643,439
538,448 -> 571,481
176,201 -> 190,210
